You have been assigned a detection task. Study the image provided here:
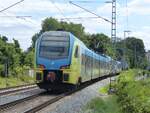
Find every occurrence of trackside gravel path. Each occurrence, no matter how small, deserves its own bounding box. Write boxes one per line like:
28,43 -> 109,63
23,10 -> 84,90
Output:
37,77 -> 114,113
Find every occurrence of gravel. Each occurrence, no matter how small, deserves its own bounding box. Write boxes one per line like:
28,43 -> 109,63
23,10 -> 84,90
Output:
0,88 -> 43,106
37,77 -> 114,113
2,92 -> 55,113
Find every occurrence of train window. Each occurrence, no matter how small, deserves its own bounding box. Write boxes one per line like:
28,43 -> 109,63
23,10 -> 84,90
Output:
74,46 -> 79,58
39,35 -> 70,59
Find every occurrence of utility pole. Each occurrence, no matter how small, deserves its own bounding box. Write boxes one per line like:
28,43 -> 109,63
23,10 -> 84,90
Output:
124,30 -> 131,39
105,0 -> 116,43
106,0 -> 117,94
111,0 -> 116,44
123,30 -> 131,65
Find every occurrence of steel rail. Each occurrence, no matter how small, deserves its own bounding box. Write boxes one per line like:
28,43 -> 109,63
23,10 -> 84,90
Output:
0,83 -> 36,91
0,92 -> 45,112
0,84 -> 37,96
25,74 -> 114,113
0,74 -> 118,113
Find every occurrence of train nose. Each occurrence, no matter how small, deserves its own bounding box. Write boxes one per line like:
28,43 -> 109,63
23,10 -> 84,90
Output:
46,72 -> 56,82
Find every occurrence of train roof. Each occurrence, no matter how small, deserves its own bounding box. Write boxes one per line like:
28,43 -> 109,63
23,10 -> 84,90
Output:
41,31 -> 113,62
42,31 -> 70,37
70,32 -> 112,62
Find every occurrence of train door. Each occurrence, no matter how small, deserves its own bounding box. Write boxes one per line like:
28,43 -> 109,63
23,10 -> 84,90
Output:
81,48 -> 86,82
74,45 -> 81,82
69,44 -> 81,84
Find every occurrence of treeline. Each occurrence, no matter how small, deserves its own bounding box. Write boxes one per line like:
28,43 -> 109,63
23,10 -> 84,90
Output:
117,38 -> 147,68
0,36 -> 34,76
30,17 -> 147,68
0,17 -> 148,76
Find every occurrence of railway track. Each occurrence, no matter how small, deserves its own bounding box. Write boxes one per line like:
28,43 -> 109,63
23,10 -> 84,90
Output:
0,74 -> 115,113
25,75 -> 111,113
0,83 -> 37,96
0,91 -> 46,112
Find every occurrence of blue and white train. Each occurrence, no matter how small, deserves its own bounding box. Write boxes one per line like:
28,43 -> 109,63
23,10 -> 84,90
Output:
35,31 -> 122,90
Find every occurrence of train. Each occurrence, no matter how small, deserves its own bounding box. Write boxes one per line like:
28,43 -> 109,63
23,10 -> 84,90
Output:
35,31 -> 122,91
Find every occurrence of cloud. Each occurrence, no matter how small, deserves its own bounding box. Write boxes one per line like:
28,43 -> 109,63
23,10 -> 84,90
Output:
131,31 -> 150,50
0,0 -> 81,15
126,0 -> 150,16
0,0 -> 149,51
0,23 -> 40,50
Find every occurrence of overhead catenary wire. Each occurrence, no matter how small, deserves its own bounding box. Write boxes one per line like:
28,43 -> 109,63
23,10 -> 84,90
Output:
0,0 -> 36,26
69,1 -> 112,23
0,16 -> 31,18
59,16 -> 101,20
0,10 -> 35,25
0,0 -> 25,13
49,0 -> 71,23
62,0 -> 87,23
69,0 -> 104,3
0,0 -> 35,24
0,0 -> 34,24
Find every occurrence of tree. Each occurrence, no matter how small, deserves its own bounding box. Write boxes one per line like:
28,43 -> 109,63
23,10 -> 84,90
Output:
13,38 -> 20,48
118,37 -> 146,68
0,35 -> 24,76
29,17 -> 147,69
88,33 -> 111,54
1,36 -> 8,42
31,17 -> 86,48
31,33 -> 42,48
41,17 -> 61,32
24,50 -> 34,67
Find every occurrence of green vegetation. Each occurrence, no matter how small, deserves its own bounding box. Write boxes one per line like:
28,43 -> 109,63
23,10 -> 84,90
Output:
99,85 -> 109,94
0,36 -> 35,88
83,69 -> 150,113
0,17 -> 148,88
116,69 -> 150,113
0,75 -> 34,88
83,96 -> 122,113
0,36 -> 34,76
117,38 -> 147,68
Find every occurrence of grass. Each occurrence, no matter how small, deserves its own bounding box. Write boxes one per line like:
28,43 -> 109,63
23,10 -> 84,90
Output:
0,75 -> 35,88
99,85 -> 109,94
82,96 -> 122,113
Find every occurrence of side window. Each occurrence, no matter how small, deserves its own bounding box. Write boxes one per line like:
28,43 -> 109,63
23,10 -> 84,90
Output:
74,45 -> 79,58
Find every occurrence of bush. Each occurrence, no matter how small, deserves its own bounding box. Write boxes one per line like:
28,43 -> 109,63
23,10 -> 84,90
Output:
82,96 -> 122,113
116,69 -> 150,113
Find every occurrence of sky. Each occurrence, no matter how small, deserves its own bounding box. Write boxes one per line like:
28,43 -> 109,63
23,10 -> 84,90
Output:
0,0 -> 150,51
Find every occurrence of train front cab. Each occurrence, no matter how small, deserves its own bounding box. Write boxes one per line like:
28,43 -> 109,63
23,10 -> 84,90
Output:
61,41 -> 81,87
35,32 -> 81,90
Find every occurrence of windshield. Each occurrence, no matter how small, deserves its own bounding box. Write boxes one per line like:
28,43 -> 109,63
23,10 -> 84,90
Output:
39,35 -> 70,59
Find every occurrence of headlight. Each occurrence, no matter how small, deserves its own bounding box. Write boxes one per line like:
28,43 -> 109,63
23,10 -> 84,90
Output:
60,65 -> 70,69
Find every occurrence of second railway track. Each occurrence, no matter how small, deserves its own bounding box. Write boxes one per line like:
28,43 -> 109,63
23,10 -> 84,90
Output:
0,83 -> 37,96
0,91 -> 46,112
